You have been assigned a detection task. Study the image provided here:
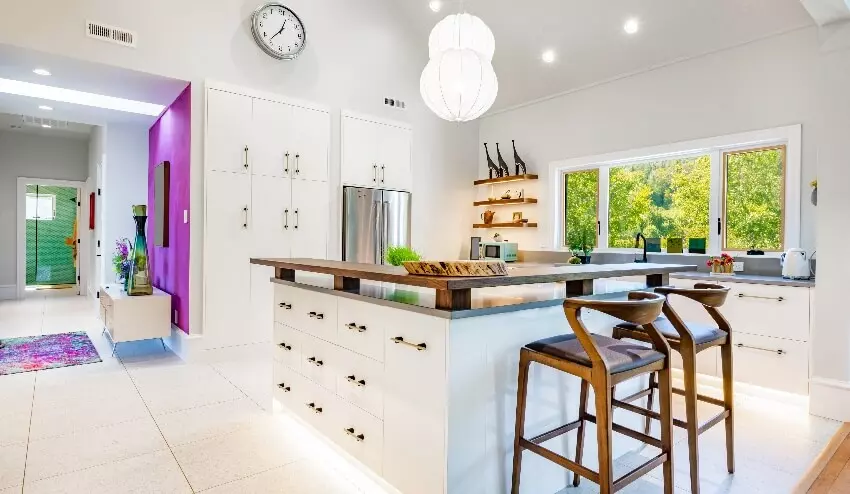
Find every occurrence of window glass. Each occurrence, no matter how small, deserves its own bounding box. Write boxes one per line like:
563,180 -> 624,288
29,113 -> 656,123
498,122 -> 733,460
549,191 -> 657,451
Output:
723,146 -> 784,251
608,156 -> 711,248
25,194 -> 56,220
564,169 -> 598,250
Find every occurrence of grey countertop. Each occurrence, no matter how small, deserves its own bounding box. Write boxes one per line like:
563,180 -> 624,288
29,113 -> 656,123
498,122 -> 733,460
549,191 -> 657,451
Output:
670,271 -> 815,287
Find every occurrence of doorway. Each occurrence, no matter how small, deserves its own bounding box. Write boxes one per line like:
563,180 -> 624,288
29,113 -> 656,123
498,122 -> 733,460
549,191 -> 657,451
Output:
16,178 -> 87,298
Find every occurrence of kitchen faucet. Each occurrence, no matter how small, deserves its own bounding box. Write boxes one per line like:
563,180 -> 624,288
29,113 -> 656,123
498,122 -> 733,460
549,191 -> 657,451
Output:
634,232 -> 648,263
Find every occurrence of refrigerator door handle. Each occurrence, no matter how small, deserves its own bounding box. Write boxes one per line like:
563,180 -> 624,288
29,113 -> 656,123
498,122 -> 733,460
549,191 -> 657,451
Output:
382,201 -> 390,261
374,201 -> 383,264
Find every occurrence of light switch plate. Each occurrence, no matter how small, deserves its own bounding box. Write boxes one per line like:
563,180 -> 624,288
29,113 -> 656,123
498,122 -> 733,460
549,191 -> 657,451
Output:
183,210 -> 188,223
732,262 -> 744,272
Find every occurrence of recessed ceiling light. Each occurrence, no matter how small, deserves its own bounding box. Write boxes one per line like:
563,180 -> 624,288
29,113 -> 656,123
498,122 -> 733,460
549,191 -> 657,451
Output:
41,124 -> 51,128
38,105 -> 53,111
624,18 -> 640,34
0,78 -> 165,116
429,0 -> 441,12
33,68 -> 51,76
541,49 -> 556,64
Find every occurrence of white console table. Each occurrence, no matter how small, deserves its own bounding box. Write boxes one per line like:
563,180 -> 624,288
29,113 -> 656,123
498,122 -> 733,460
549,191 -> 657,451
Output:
99,284 -> 172,355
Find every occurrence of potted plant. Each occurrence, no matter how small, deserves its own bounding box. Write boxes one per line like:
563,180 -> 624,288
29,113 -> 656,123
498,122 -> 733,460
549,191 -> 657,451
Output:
112,238 -> 133,291
385,245 -> 422,266
570,233 -> 593,264
707,253 -> 735,275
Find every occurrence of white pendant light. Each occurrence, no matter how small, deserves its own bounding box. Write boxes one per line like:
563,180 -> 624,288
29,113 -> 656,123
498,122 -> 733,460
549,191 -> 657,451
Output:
420,48 -> 498,122
428,13 -> 495,61
422,12 -> 498,122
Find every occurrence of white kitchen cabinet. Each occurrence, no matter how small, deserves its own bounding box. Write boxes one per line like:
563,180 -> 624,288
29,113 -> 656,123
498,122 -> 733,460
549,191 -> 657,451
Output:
342,114 -> 412,191
207,90 -> 252,174
204,171 -> 252,348
250,176 -> 292,258
252,98 -> 293,178
248,264 -> 275,345
290,180 -> 329,259
291,106 -> 330,182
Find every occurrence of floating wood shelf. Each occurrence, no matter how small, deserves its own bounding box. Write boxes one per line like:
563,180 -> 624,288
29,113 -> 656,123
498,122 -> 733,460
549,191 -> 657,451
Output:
473,198 -> 538,207
473,174 -> 539,186
473,222 -> 538,229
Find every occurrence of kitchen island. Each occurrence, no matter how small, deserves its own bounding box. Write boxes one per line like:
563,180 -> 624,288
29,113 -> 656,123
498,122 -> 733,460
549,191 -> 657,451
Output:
250,258 -> 695,494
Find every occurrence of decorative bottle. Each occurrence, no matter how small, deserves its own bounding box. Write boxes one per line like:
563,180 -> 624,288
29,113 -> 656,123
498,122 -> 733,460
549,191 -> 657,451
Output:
127,205 -> 153,296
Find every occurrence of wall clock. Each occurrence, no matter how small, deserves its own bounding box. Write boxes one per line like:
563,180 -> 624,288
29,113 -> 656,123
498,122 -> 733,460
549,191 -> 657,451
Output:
251,2 -> 306,60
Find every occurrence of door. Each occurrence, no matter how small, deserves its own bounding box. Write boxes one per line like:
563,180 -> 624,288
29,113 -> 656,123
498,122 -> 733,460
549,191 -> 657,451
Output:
343,187 -> 383,264
207,89 -> 252,174
381,191 -> 412,262
379,125 -> 412,192
341,116 -> 378,188
290,181 -> 329,259
252,99 -> 294,178
292,106 -> 329,182
205,171 -> 252,348
251,176 -> 292,258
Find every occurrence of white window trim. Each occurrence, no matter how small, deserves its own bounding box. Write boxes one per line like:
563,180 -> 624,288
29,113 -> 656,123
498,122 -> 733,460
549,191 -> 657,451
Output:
548,124 -> 802,257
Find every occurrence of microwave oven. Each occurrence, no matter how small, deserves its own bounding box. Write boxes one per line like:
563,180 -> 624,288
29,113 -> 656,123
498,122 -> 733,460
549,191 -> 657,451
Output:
480,242 -> 518,262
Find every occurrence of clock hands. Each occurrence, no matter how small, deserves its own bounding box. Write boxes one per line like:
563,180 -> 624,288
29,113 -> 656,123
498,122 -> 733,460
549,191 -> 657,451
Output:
270,20 -> 286,41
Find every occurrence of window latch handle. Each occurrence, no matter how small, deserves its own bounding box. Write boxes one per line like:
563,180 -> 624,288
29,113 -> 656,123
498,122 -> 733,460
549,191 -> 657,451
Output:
717,217 -> 721,236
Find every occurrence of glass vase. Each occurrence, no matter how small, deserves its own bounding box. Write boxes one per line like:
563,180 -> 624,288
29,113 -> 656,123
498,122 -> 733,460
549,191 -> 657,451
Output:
127,205 -> 153,296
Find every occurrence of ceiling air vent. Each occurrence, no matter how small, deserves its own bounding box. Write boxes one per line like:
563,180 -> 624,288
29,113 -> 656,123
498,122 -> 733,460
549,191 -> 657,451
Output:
21,115 -> 70,129
86,20 -> 136,48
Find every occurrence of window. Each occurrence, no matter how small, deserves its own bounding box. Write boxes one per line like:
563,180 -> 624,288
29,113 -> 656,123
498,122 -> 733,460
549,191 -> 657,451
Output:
554,126 -> 800,255
25,193 -> 56,220
723,146 -> 785,251
564,169 -> 598,250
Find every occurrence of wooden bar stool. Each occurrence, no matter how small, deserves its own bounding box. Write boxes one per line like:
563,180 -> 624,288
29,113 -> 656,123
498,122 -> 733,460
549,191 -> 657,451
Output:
511,292 -> 675,494
611,283 -> 733,494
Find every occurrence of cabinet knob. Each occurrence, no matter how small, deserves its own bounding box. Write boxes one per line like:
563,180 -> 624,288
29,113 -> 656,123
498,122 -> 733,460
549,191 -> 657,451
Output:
345,322 -> 367,333
344,427 -> 365,442
309,311 -> 324,320
346,375 -> 367,387
278,302 -> 292,310
307,357 -> 324,367
307,402 -> 323,414
277,383 -> 291,392
277,342 -> 292,351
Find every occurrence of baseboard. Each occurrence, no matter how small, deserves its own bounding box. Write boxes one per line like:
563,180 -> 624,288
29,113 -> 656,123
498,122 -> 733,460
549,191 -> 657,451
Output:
163,325 -> 205,362
0,285 -> 16,300
811,377 -> 850,421
792,422 -> 850,494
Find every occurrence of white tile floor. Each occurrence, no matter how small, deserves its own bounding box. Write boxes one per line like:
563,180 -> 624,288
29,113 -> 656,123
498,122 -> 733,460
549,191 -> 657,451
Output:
0,289 -> 841,493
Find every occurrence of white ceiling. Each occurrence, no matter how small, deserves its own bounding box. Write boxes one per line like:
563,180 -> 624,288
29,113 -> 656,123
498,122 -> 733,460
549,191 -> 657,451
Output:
0,111 -> 93,140
399,0 -> 816,112
0,43 -> 188,127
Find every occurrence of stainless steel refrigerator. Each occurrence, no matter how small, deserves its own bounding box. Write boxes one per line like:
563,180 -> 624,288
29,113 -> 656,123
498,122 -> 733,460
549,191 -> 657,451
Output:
343,187 -> 412,264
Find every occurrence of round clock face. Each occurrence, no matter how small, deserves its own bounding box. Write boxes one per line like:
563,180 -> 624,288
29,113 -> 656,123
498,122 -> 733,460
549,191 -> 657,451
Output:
251,3 -> 306,60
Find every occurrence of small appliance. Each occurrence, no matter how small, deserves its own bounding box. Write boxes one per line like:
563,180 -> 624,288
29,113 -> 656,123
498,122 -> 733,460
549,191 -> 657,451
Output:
470,237 -> 481,260
480,242 -> 518,262
780,248 -> 810,279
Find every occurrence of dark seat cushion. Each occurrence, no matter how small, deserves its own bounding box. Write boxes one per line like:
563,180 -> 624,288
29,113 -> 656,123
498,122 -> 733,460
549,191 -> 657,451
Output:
616,317 -> 727,345
526,334 -> 665,374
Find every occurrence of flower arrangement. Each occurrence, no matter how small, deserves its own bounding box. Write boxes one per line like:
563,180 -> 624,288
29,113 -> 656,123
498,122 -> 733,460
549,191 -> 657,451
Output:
707,253 -> 734,275
112,238 -> 133,283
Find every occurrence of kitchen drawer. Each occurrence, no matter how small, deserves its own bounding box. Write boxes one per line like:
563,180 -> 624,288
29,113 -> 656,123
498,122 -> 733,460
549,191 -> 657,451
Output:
272,323 -> 302,371
296,376 -> 343,437
300,334 -> 338,392
732,333 -> 809,395
273,362 -> 304,410
335,345 -> 384,419
296,291 -> 338,342
723,283 -> 810,342
274,285 -> 299,328
335,398 -> 384,475
337,298 -> 386,362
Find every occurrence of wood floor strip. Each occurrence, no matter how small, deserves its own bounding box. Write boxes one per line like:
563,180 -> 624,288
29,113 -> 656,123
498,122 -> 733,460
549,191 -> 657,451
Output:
793,423 -> 850,494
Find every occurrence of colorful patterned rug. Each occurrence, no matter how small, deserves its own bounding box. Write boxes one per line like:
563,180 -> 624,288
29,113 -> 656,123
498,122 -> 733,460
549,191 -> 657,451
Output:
0,332 -> 101,375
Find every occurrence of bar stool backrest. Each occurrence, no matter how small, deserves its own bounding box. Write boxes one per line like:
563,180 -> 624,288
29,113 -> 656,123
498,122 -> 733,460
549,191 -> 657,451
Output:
654,283 -> 730,308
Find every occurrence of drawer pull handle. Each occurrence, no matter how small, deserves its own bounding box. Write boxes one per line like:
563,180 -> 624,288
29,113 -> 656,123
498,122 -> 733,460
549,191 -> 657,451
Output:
278,302 -> 292,310
345,323 -> 367,333
346,375 -> 367,387
344,427 -> 365,442
306,402 -> 323,414
308,312 -> 325,320
735,343 -> 785,355
278,342 -> 292,351
307,357 -> 324,367
277,383 -> 291,392
390,337 -> 427,351
736,293 -> 784,302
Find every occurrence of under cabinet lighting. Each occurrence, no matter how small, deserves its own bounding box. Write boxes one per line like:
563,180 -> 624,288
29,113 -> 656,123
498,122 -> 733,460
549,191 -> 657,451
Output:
0,78 -> 164,116
41,124 -> 51,128
33,68 -> 51,76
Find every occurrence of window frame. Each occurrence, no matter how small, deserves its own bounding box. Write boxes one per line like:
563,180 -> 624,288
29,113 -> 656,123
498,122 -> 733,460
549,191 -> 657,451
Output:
25,193 -> 56,221
562,168 -> 600,250
549,125 -> 802,257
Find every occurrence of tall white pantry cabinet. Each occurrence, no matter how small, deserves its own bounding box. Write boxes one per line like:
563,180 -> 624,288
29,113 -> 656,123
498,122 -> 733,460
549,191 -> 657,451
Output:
204,86 -> 331,349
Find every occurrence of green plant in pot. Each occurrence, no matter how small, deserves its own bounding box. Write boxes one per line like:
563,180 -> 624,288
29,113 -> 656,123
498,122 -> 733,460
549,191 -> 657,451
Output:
569,233 -> 593,264
385,245 -> 422,266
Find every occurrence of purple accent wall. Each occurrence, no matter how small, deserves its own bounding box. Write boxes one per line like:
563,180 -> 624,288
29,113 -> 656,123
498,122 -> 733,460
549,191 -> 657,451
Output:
148,84 -> 191,333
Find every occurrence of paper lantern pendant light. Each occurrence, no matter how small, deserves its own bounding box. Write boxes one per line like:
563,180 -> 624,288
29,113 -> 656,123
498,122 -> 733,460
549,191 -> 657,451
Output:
421,12 -> 498,122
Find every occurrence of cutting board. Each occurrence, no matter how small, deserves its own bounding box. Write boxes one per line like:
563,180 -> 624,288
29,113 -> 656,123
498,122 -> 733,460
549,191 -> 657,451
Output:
402,260 -> 508,277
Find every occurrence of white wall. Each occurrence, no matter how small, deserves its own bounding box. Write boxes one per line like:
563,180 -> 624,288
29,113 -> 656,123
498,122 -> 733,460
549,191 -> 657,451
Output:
478,27 -> 820,252
99,124 -> 149,288
0,130 -> 89,294
87,126 -> 105,295
0,0 -> 478,333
